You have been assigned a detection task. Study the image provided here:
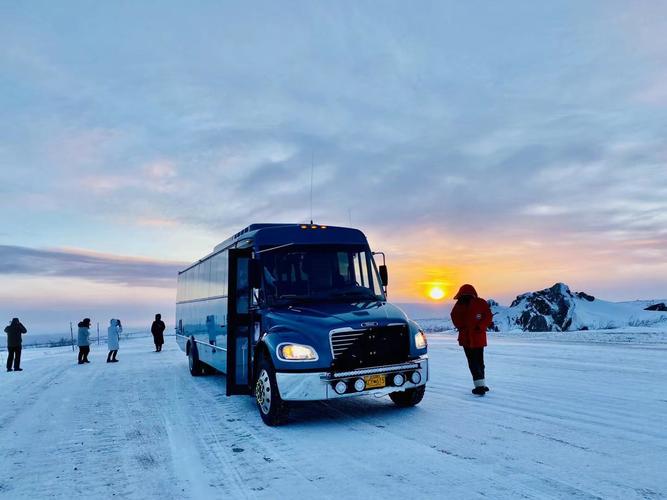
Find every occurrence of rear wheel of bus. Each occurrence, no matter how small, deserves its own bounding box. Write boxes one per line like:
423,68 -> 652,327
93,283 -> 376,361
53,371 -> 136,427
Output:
255,357 -> 289,426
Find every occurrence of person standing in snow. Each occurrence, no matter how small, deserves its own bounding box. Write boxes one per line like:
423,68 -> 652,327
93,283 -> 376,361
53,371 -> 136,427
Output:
5,318 -> 27,372
77,318 -> 92,364
106,319 -> 122,363
450,284 -> 493,395
151,314 -> 165,352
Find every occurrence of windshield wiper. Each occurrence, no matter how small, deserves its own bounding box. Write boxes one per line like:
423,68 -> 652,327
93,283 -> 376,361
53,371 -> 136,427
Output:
331,290 -> 377,300
275,294 -> 316,304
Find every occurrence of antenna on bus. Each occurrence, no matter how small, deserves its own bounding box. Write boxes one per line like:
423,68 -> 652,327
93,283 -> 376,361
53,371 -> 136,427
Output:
309,153 -> 314,224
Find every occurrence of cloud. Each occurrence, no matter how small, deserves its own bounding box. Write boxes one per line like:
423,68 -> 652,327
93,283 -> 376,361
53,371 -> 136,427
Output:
521,204 -> 572,216
0,1 -> 666,303
0,245 -> 187,287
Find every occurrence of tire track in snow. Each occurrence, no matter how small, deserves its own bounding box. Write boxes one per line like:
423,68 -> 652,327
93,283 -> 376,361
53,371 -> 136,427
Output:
183,375 -> 332,498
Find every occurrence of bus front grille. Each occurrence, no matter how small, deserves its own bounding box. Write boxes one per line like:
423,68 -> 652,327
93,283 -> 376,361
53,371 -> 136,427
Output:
330,324 -> 409,370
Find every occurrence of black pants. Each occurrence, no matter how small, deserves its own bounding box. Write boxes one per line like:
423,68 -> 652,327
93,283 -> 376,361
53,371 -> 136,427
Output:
463,347 -> 485,382
78,346 -> 90,363
7,347 -> 21,370
107,350 -> 118,361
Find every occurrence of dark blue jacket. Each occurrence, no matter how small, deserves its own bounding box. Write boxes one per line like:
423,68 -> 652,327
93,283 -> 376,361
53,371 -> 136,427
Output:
4,321 -> 27,348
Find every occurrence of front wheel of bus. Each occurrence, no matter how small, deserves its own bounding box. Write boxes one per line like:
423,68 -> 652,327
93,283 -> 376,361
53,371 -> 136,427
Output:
188,344 -> 203,377
255,358 -> 289,426
389,386 -> 425,407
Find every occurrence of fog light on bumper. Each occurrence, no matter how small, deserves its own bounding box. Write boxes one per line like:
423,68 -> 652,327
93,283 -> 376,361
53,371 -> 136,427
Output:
353,378 -> 366,392
392,373 -> 405,387
410,371 -> 421,384
334,381 -> 347,394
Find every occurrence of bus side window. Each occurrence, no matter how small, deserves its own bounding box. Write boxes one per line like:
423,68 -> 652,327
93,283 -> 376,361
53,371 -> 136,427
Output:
353,253 -> 364,286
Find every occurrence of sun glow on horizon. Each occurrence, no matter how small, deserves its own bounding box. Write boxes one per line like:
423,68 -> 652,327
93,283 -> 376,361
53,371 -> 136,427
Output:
427,286 -> 446,301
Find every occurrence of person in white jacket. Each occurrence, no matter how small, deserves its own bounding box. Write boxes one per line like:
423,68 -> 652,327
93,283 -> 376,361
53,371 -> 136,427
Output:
106,319 -> 122,363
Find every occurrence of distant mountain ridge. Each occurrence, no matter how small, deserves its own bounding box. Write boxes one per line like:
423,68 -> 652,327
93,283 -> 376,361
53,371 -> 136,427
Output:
490,283 -> 667,332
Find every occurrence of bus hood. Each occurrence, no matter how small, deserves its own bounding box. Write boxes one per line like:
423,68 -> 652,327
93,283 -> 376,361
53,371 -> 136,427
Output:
262,301 -> 423,370
264,301 -> 410,336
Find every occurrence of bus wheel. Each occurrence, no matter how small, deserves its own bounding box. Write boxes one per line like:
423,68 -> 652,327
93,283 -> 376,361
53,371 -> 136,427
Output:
202,364 -> 217,375
255,358 -> 289,426
389,386 -> 425,407
188,345 -> 203,377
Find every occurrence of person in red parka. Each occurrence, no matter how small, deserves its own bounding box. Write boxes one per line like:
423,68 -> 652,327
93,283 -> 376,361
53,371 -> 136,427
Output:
450,284 -> 493,395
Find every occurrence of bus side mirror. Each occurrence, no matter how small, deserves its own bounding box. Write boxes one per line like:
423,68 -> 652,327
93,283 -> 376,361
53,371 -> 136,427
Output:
249,259 -> 262,289
379,265 -> 388,287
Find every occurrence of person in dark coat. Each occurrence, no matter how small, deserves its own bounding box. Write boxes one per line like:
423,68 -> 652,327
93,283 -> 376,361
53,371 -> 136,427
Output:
450,284 -> 493,395
151,314 -> 166,352
5,318 -> 27,372
77,318 -> 92,364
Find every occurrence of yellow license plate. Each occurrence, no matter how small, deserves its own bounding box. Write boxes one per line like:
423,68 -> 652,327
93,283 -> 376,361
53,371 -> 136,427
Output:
364,374 -> 385,389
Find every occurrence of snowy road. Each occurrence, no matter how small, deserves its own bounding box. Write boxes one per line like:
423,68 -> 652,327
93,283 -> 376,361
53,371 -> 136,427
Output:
1,334 -> 665,499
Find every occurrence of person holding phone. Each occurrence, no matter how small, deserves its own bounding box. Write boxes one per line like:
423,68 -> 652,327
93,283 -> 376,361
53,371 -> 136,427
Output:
77,318 -> 92,364
5,318 -> 27,372
106,319 -> 122,363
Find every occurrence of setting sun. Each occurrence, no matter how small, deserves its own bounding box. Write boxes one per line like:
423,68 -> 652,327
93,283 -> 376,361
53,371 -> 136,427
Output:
428,286 -> 446,300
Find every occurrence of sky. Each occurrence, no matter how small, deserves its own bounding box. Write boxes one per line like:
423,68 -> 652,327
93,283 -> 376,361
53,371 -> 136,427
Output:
1,1 -> 666,332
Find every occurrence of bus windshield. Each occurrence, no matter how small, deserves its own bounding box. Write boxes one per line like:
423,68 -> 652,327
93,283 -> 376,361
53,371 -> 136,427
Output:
260,245 -> 385,305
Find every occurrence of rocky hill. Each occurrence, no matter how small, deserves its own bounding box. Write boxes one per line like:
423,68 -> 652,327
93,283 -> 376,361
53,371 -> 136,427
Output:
490,283 -> 667,332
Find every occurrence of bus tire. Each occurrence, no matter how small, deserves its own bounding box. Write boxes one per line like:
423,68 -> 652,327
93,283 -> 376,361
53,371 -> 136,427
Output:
188,344 -> 203,377
202,363 -> 217,375
389,385 -> 425,407
255,357 -> 289,426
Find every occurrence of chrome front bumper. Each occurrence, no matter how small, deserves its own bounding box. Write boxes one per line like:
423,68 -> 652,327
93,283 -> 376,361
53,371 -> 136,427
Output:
275,355 -> 428,401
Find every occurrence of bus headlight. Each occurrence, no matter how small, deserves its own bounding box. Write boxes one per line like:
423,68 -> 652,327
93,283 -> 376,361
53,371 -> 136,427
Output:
415,330 -> 428,349
277,343 -> 319,361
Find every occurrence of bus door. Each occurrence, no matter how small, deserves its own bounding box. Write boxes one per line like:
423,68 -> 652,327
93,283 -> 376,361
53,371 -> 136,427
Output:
226,248 -> 254,395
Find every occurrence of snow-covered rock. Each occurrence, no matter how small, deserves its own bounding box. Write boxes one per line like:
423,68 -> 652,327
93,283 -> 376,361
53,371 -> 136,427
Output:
490,283 -> 667,332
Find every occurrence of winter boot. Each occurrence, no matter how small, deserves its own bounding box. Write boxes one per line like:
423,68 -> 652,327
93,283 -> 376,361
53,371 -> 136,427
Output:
14,368 -> 23,371
472,379 -> 486,396
7,368 -> 12,372
482,386 -> 490,393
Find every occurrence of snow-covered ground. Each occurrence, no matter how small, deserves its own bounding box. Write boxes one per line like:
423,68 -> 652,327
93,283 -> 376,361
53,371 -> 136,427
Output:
1,333 -> 665,499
